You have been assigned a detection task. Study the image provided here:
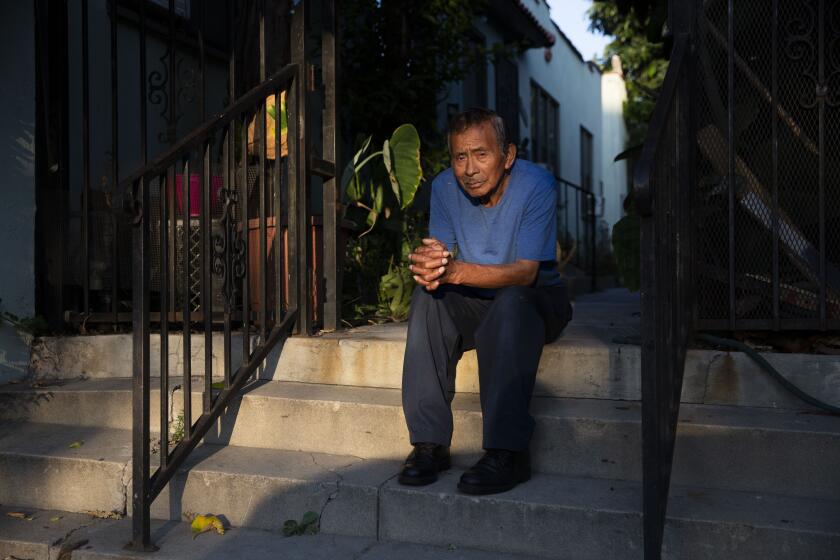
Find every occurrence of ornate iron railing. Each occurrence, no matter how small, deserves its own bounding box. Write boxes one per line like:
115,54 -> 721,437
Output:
635,34 -> 692,560
557,177 -> 598,291
35,0 -> 342,333
122,0 -> 338,550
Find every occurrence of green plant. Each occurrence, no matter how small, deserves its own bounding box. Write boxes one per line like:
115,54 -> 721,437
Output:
612,202 -> 641,291
265,96 -> 288,138
342,124 -> 423,235
340,124 -> 425,323
170,411 -> 185,445
0,299 -> 48,337
282,511 -> 319,536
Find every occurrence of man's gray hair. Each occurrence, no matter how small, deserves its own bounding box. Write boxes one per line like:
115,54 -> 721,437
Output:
447,107 -> 509,155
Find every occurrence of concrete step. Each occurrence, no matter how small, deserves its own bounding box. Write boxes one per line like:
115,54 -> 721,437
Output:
0,424 -> 840,560
0,505 -> 545,560
381,471 -> 840,560
30,325 -> 840,409
1,425 -> 837,560
3,381 -> 840,500
0,422 -> 386,538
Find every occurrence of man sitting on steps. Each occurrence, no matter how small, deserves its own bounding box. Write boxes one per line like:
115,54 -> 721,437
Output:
398,107 -> 572,495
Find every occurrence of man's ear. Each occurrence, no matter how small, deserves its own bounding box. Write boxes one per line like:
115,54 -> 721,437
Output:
504,143 -> 517,170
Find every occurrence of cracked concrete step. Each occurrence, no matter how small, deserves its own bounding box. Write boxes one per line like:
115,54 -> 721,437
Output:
2,424 -> 838,559
3,379 -> 840,499
380,471 -> 840,560
0,421 -> 390,538
30,326 -> 840,409
0,505 -> 545,560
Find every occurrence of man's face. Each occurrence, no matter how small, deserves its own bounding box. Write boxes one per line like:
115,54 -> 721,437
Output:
449,122 -> 515,200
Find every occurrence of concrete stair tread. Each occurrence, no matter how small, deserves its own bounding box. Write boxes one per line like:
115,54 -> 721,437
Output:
1,420 -> 838,532
0,505 -> 545,560
0,420 -> 133,462
5,377 -> 840,435
385,470 -> 840,534
30,327 -> 840,411
2,422 -> 839,558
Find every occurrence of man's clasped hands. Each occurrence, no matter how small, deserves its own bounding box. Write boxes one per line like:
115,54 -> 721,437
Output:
408,238 -> 458,292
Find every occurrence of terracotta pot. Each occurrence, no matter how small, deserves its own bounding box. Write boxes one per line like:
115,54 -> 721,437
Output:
246,215 -> 353,327
247,92 -> 288,160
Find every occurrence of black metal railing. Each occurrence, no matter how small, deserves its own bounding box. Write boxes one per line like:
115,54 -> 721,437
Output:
123,0 -> 338,550
637,1 -> 840,556
557,178 -> 597,292
36,0 -> 341,333
635,34 -> 692,560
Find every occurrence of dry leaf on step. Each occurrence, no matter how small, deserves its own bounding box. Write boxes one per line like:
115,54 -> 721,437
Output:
191,514 -> 225,538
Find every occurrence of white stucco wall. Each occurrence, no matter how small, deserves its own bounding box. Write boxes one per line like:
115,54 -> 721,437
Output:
601,56 -> 629,231
437,2 -> 630,249
0,1 -> 36,318
517,5 -> 603,195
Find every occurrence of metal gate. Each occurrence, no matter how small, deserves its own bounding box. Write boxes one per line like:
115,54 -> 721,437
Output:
34,0 -> 341,333
694,0 -> 840,330
638,1 -> 840,558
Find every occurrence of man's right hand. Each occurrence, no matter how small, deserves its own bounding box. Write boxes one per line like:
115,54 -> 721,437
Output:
409,238 -> 451,291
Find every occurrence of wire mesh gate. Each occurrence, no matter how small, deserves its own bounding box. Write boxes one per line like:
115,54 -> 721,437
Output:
639,1 -> 840,558
694,0 -> 840,330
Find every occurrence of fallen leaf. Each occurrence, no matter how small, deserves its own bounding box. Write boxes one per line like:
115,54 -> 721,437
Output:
6,512 -> 33,521
68,441 -> 84,449
191,514 -> 225,538
83,510 -> 123,520
50,516 -> 63,522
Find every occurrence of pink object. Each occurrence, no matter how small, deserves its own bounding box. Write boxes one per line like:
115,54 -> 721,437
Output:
175,174 -> 224,217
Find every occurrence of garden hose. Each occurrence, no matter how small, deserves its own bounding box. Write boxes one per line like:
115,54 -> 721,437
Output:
696,333 -> 840,416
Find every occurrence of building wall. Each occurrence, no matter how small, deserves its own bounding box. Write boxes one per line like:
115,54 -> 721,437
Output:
601,56 -> 629,231
0,1 -> 36,318
437,1 -> 629,248
517,5 -> 603,196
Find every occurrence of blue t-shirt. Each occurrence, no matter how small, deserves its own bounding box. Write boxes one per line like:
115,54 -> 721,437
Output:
429,159 -> 561,289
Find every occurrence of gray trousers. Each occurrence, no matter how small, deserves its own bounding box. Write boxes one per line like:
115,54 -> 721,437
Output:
401,283 -> 571,451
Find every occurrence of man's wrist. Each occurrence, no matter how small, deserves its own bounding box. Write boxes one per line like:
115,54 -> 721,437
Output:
444,260 -> 463,285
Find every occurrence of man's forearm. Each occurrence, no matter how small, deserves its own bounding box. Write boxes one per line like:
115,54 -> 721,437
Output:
444,260 -> 538,289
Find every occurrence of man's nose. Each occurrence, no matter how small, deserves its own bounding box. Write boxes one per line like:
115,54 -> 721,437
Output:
464,156 -> 477,175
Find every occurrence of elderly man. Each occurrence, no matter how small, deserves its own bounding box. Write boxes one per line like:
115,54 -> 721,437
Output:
398,107 -> 572,495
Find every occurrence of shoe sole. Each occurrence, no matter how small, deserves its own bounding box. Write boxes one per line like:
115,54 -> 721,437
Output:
397,459 -> 451,487
457,472 -> 531,496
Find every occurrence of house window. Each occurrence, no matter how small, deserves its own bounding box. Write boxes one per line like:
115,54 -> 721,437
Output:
580,126 -> 594,191
148,0 -> 191,18
530,81 -> 559,174
463,31 -> 487,109
494,54 -> 520,146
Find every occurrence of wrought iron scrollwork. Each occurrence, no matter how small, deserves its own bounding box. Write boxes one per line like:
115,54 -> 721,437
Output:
784,0 -> 840,109
212,188 -> 246,306
147,49 -> 198,143
827,1 -> 840,107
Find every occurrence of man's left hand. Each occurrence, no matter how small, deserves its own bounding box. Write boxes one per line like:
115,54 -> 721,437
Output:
409,238 -> 453,291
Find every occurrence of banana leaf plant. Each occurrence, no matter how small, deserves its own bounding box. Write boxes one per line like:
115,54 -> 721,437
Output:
340,124 -> 423,321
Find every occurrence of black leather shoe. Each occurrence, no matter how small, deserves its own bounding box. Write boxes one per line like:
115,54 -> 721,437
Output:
398,443 -> 451,486
457,449 -> 530,495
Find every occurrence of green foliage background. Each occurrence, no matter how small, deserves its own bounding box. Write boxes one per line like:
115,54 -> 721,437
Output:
589,0 -> 669,148
338,0 -> 488,323
589,1 -> 669,291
